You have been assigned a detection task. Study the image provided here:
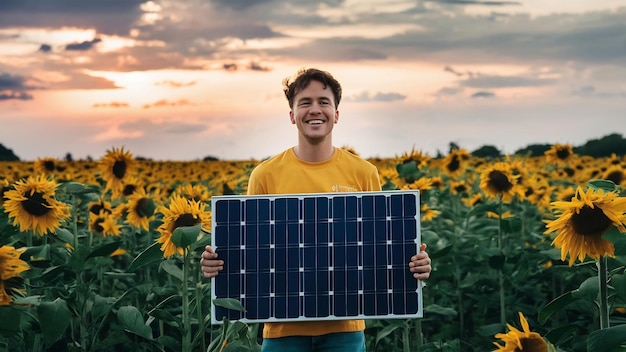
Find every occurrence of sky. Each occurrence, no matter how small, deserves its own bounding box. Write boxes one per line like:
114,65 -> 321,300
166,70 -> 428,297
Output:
0,0 -> 625,161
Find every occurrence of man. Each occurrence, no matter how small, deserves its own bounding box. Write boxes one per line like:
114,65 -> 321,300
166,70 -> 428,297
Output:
201,67 -> 432,351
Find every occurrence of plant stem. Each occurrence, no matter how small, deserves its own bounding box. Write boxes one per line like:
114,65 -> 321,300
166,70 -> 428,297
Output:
402,322 -> 410,352
598,256 -> 609,329
498,196 -> 505,326
413,319 -> 423,352
196,281 -> 206,349
182,249 -> 192,352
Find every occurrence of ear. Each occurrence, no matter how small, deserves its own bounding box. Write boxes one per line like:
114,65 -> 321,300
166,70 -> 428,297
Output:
289,111 -> 295,124
334,110 -> 339,124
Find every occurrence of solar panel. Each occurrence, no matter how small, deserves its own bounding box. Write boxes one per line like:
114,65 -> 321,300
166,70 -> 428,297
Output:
210,190 -> 422,324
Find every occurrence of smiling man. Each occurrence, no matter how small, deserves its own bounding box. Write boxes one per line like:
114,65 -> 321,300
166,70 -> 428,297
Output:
201,67 -> 432,351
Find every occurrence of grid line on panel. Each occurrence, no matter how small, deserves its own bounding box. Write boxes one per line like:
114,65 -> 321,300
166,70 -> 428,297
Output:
211,191 -> 422,324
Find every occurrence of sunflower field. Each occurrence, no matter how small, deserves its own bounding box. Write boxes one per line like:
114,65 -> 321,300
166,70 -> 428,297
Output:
1,145 -> 626,352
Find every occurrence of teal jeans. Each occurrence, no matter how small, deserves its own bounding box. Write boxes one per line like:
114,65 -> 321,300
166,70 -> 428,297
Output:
261,331 -> 366,352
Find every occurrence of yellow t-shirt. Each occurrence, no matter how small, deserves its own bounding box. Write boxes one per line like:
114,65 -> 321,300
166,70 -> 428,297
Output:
247,147 -> 382,338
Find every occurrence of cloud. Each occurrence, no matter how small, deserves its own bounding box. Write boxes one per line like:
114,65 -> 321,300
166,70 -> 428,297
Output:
92,101 -> 129,108
142,99 -> 193,109
155,80 -> 197,88
426,0 -> 521,5
39,44 -> 52,52
0,72 -> 38,100
0,91 -> 33,100
65,38 -> 102,51
470,91 -> 496,98
460,74 -> 556,89
347,91 -> 406,102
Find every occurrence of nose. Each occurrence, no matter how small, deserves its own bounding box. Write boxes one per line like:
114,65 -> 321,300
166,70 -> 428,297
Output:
309,102 -> 322,114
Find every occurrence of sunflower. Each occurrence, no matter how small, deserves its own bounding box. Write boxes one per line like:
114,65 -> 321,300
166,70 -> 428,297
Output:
90,210 -> 121,237
493,312 -> 551,352
440,148 -> 471,178
479,162 -> 522,202
175,183 -> 211,203
544,143 -> 577,165
544,186 -> 626,266
88,199 -> 113,216
34,157 -> 61,175
403,177 -> 434,191
0,246 -> 29,306
99,147 -> 135,195
449,180 -> 469,196
602,165 -> 626,187
3,175 -> 72,235
462,193 -> 483,208
156,195 -> 211,258
126,188 -> 157,231
421,204 -> 440,222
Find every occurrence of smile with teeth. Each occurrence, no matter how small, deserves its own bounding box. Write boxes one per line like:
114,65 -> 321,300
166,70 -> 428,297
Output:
307,119 -> 325,125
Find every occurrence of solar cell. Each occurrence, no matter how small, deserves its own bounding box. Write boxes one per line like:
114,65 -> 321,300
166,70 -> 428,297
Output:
210,190 -> 422,324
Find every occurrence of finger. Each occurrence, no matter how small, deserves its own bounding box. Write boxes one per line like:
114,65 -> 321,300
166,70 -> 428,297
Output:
410,252 -> 428,262
420,243 -> 427,252
202,250 -> 218,260
413,272 -> 430,280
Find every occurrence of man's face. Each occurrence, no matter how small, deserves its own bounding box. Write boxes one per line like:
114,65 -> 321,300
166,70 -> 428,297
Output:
290,80 -> 339,143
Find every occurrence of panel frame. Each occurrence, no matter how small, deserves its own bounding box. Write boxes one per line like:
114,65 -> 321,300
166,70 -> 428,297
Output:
210,190 -> 422,324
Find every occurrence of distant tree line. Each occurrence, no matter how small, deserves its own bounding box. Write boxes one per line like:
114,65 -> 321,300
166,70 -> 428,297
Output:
2,133 -> 626,162
471,133 -> 626,159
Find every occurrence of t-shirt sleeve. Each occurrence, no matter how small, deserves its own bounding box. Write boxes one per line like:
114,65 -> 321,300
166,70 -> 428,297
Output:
368,164 -> 383,191
246,166 -> 265,195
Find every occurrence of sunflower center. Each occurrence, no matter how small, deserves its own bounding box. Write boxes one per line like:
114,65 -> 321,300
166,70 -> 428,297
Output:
446,155 -> 460,172
488,170 -> 513,192
43,161 -> 55,171
517,335 -> 548,352
556,148 -> 570,159
174,213 -> 199,229
135,198 -> 151,217
571,205 -> 612,236
123,184 -> 137,196
606,171 -> 623,185
93,218 -> 105,233
112,160 -> 127,179
20,191 -> 51,216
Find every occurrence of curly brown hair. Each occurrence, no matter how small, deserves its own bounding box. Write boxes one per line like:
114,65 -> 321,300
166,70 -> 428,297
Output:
282,68 -> 342,109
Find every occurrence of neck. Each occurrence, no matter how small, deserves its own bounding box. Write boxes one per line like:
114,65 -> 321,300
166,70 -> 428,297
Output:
293,139 -> 335,162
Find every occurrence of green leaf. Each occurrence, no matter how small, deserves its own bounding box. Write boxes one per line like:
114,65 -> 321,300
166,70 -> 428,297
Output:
476,323 -> 504,337
160,260 -> 183,281
538,291 -> 579,324
488,253 -> 506,270
87,241 -> 121,259
612,274 -> 626,300
587,179 -> 618,193
171,224 -> 202,249
571,277 -> 599,300
191,233 -> 212,251
117,306 -> 153,340
423,304 -> 457,317
148,308 -> 181,328
0,306 -> 22,335
213,298 -> 246,312
54,227 -> 75,244
604,228 -> 626,256
587,324 -> 626,352
375,323 -> 403,346
544,324 -> 578,346
127,242 -> 163,272
37,298 -> 72,346
60,181 -> 92,194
